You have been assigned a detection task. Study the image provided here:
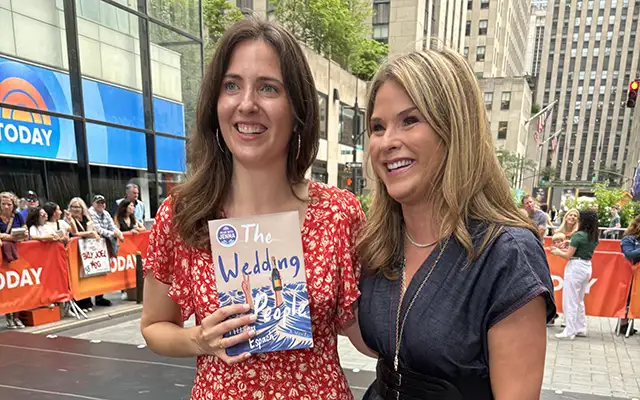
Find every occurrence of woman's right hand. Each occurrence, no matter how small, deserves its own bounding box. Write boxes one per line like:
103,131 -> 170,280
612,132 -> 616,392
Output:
194,303 -> 257,365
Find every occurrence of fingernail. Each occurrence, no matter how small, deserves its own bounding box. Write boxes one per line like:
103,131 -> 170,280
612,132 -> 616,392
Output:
249,314 -> 257,322
248,328 -> 256,337
245,353 -> 252,359
243,304 -> 250,310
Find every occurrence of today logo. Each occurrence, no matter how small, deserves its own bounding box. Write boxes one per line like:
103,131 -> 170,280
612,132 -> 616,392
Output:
0,77 -> 54,147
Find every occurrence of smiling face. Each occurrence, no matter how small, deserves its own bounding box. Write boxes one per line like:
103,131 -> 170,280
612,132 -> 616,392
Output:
368,80 -> 444,205
127,202 -> 135,216
217,40 -> 293,169
38,208 -> 47,224
564,210 -> 578,227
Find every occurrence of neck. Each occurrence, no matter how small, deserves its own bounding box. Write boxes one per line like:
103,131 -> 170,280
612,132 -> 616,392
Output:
226,160 -> 302,217
401,201 -> 440,245
1,213 -> 11,220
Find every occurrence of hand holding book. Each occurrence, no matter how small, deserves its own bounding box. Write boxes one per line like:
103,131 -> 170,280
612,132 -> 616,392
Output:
194,303 -> 257,365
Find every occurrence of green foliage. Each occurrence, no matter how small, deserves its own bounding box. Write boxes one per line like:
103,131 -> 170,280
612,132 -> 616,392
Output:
357,193 -> 373,216
564,182 -> 640,227
531,103 -> 540,115
203,0 -> 244,57
495,149 -> 536,186
270,0 -> 386,77
350,39 -> 388,81
539,167 -> 557,186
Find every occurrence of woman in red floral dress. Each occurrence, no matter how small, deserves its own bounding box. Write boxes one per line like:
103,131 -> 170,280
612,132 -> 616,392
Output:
140,18 -> 370,400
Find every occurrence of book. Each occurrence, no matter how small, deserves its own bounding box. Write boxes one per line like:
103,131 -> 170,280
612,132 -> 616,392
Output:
208,211 -> 313,356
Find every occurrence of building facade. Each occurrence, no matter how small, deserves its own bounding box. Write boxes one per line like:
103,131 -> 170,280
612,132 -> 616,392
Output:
0,0 -> 196,218
524,2 -> 547,80
535,0 -> 640,187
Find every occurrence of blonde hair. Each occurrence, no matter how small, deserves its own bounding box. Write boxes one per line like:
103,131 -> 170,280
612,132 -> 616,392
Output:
552,232 -> 566,242
356,48 -> 536,278
0,192 -> 19,214
556,208 -> 579,237
68,197 -> 90,219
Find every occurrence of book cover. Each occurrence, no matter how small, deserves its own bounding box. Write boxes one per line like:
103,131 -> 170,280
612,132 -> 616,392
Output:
208,211 -> 313,356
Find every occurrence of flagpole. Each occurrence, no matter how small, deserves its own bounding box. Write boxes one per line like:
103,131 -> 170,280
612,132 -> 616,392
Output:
535,128 -> 564,186
525,99 -> 558,126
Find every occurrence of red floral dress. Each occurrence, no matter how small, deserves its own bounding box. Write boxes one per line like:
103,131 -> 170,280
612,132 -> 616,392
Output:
144,181 -> 365,400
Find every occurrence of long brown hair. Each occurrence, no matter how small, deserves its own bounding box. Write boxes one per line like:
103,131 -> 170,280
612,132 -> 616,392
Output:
624,215 -> 640,237
356,48 -> 537,278
171,18 -> 319,249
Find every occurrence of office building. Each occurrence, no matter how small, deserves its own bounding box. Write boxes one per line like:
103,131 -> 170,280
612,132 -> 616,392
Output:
535,0 -> 640,187
525,2 -> 548,80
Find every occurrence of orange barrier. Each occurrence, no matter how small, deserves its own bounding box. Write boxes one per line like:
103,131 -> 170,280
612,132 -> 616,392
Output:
547,250 -> 634,318
67,231 -> 149,300
0,241 -> 72,315
544,237 -> 622,252
628,268 -> 640,318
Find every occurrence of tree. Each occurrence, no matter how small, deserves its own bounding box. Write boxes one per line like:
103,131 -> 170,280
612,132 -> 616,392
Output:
531,103 -> 540,114
203,0 -> 244,57
539,167 -> 557,185
350,38 -> 388,81
495,149 -> 536,186
270,0 -> 385,75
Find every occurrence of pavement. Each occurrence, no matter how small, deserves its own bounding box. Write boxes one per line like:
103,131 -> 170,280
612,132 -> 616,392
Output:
3,297 -> 640,399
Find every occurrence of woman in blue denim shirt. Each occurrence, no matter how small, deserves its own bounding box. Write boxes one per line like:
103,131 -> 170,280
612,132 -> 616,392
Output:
621,215 -> 640,265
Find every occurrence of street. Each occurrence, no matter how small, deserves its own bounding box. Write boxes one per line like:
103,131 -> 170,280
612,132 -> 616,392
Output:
39,311 -> 640,400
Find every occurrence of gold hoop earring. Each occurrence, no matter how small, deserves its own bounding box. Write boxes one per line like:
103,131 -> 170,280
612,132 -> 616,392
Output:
216,129 -> 224,153
296,133 -> 301,160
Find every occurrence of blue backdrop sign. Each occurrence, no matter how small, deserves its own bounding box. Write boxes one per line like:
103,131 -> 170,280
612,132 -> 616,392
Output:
0,56 -> 186,172
0,58 -> 76,161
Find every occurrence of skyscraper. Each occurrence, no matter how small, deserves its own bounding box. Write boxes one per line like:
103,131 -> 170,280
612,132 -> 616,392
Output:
535,0 -> 640,186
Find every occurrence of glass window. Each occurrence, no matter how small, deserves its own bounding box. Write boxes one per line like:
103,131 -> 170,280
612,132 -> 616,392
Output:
586,16 -> 592,25
481,0 -> 489,9
573,33 -> 579,41
373,24 -> 389,40
598,15 -> 604,24
318,93 -> 328,140
610,15 -> 616,24
497,122 -> 508,139
311,160 -> 328,184
148,0 -> 201,38
584,32 -> 590,41
464,47 -> 469,57
501,92 -> 511,110
595,32 -> 602,40
593,47 -> 599,56
479,20 -> 488,35
468,0 -> 473,9
149,22 -> 203,137
484,92 -> 493,110
77,1 -> 144,128
571,48 -> 577,57
582,48 -> 588,57
476,46 -> 486,61
578,86 -> 583,95
465,21 -> 471,36
338,104 -> 363,147
599,86 -> 605,94
373,3 -> 390,24
579,71 -> 585,79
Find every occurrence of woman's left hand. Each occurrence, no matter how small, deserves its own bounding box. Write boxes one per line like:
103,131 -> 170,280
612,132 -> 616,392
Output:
550,248 -> 560,256
132,229 -> 139,235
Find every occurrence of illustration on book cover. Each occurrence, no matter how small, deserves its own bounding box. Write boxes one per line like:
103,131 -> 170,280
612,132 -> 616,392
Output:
208,211 -> 313,356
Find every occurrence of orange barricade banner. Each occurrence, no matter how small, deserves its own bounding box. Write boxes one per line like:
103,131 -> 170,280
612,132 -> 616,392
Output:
547,250 -> 634,318
67,231 -> 150,300
0,241 -> 72,315
628,267 -> 640,318
544,237 -> 621,252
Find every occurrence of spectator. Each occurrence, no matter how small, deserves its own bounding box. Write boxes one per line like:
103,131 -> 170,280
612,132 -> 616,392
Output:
89,194 -> 124,246
619,215 -> 640,336
19,191 -> 40,221
522,195 -> 548,238
0,191 -> 27,329
67,197 -> 110,311
114,199 -> 146,234
556,208 -> 580,241
604,206 -> 621,239
42,202 -> 71,244
18,198 -> 27,212
113,183 -> 145,222
26,207 -> 58,242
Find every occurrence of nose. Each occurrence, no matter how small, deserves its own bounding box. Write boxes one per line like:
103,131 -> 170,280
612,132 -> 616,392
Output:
238,89 -> 258,114
379,127 -> 401,154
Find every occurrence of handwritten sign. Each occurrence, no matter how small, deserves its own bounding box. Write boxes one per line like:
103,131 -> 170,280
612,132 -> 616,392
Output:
208,211 -> 313,356
78,238 -> 110,277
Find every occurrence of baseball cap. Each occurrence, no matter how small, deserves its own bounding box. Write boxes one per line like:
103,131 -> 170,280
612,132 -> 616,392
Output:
93,195 -> 106,203
26,191 -> 38,200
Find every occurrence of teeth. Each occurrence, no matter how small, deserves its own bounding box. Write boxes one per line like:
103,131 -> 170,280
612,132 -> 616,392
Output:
387,160 -> 413,171
237,123 -> 266,134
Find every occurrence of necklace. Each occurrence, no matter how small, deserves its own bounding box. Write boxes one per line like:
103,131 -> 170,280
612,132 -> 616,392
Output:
404,229 -> 439,248
394,237 -> 449,371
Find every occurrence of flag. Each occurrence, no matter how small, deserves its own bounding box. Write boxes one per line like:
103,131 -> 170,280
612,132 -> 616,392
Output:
551,136 -> 558,152
534,108 -> 552,145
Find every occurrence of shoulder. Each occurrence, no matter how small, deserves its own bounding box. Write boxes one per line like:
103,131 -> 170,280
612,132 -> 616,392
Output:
309,181 -> 364,223
477,226 -> 549,277
16,212 -> 25,225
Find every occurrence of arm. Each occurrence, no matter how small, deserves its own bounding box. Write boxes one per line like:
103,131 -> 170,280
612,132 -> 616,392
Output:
551,245 -> 576,260
489,296 -> 547,400
140,275 -> 256,364
29,226 -> 57,242
339,305 -> 377,358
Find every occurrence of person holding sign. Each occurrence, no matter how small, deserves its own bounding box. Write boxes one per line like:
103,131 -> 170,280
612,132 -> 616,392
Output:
141,18 -> 365,400
354,49 -> 556,399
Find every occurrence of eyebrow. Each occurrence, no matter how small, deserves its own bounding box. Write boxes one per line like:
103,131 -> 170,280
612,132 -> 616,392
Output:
223,73 -> 284,87
370,106 -> 418,124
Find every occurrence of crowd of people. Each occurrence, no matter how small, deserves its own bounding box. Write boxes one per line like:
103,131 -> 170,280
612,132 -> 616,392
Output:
520,194 -> 640,339
1,183 -> 147,329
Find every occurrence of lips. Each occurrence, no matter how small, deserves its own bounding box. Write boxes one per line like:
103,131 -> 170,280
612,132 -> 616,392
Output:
385,159 -> 415,172
235,123 -> 267,135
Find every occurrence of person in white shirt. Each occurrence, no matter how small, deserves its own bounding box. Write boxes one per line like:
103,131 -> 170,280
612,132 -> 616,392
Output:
43,202 -> 71,244
26,207 -> 58,242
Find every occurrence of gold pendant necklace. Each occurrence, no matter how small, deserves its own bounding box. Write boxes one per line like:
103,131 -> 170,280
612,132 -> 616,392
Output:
405,229 -> 439,248
394,237 -> 449,371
